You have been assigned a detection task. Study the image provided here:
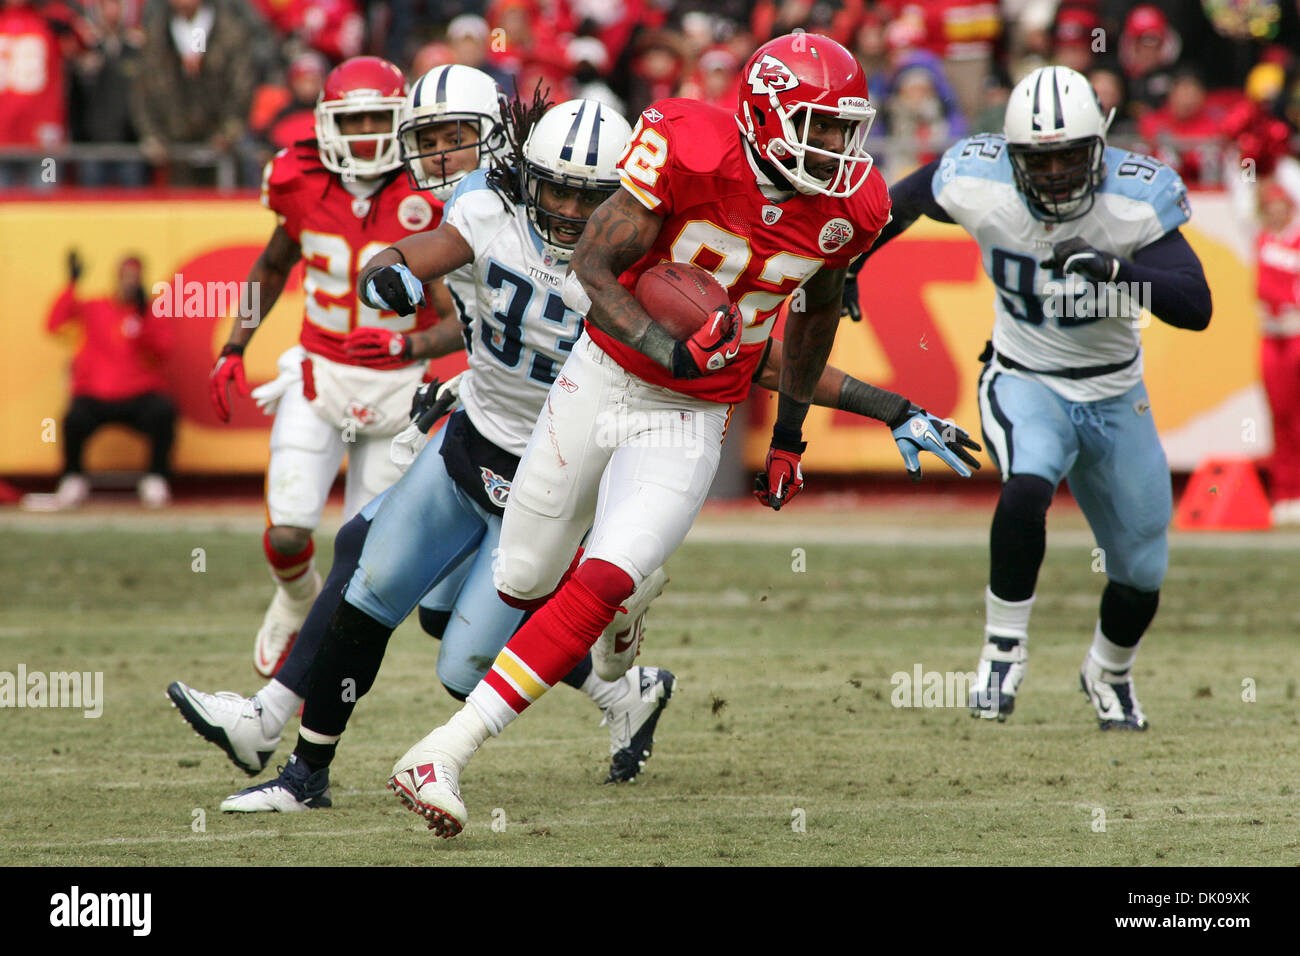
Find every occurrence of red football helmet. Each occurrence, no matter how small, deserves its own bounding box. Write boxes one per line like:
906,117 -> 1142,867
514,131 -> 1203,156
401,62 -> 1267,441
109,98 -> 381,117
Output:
736,33 -> 877,198
315,56 -> 408,178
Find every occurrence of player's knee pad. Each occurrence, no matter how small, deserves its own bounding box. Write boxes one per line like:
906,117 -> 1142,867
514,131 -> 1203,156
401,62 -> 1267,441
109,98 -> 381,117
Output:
267,524 -> 313,556
572,558 -> 635,607
998,473 -> 1054,525
1108,540 -> 1168,594
419,607 -> 450,640
496,547 -> 584,610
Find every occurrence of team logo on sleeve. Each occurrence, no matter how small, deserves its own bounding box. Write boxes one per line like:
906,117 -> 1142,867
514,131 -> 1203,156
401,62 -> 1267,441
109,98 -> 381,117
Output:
398,195 -> 435,231
479,466 -> 512,507
748,54 -> 799,95
761,205 -> 783,225
818,217 -> 854,253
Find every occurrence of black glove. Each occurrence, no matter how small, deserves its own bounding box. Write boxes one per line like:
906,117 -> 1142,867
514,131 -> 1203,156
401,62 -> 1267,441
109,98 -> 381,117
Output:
840,271 -> 861,322
362,263 -> 426,316
1043,238 -> 1119,282
840,255 -> 863,322
68,250 -> 83,283
409,373 -> 463,433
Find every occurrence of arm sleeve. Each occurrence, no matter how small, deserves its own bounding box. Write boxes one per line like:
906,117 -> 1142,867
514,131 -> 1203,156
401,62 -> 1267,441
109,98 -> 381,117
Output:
48,285 -> 81,333
1118,229 -> 1212,331
863,159 -> 953,259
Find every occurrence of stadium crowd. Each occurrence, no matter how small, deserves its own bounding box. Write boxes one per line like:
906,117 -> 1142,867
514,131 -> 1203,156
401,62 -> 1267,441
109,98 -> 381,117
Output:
2,0 -> 1299,189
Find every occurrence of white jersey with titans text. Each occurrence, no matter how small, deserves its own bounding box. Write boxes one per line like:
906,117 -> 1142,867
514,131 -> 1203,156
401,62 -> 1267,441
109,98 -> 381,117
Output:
441,168 -> 586,455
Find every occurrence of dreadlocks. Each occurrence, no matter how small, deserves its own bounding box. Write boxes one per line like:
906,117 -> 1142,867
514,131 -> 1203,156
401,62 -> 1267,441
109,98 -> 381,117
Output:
486,80 -> 553,214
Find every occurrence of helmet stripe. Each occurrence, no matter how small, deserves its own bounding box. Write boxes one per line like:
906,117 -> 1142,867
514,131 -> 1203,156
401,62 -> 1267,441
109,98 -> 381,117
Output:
411,73 -> 427,106
1031,70 -> 1043,132
434,66 -> 449,107
559,100 -> 587,162
586,103 -> 602,166
1050,70 -> 1065,130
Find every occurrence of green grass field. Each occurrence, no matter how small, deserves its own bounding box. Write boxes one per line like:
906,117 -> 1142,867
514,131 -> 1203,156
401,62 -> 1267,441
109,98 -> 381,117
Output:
2,501 -> 1298,866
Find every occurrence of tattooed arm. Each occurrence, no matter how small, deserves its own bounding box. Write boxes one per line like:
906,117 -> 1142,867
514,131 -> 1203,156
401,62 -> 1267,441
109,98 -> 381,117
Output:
568,188 -> 676,370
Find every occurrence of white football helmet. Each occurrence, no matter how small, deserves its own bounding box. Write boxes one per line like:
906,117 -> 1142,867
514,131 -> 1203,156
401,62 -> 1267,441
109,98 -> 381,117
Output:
521,98 -> 632,263
1004,66 -> 1114,222
400,64 -> 505,199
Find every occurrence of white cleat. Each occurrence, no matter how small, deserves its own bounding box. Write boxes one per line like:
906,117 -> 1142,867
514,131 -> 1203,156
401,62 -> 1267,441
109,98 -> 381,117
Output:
602,665 -> 675,783
253,571 -> 321,677
1079,652 -> 1148,731
387,729 -> 469,838
166,681 -> 281,775
221,754 -> 331,812
21,474 -> 90,512
137,473 -> 171,508
970,637 -> 1027,721
592,567 -> 667,682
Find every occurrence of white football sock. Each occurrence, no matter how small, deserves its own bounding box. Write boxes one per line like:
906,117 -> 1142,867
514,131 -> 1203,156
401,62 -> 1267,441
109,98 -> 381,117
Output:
443,703 -> 492,763
256,678 -> 303,736
280,565 -> 320,603
985,586 -> 1035,641
1089,622 -> 1139,673
581,669 -> 630,710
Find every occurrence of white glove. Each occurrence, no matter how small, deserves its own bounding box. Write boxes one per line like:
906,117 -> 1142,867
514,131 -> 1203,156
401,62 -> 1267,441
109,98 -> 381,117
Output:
249,345 -> 307,416
390,421 -> 429,471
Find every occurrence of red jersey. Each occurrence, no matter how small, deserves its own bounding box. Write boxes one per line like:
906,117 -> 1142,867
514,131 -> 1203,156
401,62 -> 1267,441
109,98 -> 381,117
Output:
48,286 -> 173,401
0,5 -> 66,147
595,98 -> 891,403
262,143 -> 444,368
1257,220 -> 1300,320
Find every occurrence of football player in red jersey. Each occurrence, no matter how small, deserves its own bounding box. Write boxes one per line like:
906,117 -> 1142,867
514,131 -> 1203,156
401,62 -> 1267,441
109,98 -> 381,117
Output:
209,57 -> 503,678
376,33 -> 980,837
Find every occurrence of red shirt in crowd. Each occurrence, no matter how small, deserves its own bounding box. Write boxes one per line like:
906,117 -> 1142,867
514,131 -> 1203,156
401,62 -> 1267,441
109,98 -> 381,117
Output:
48,285 -> 174,400
1258,219 -> 1300,320
0,2 -> 66,146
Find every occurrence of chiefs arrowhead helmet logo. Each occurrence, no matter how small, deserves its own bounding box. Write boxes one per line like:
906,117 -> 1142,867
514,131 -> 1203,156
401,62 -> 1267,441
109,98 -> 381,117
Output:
747,54 -> 799,95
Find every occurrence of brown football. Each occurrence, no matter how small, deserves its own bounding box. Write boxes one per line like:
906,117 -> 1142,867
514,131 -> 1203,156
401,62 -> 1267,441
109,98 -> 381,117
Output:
633,261 -> 730,341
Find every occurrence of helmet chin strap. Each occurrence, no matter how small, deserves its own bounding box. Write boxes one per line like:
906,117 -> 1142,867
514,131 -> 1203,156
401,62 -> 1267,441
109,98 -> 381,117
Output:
741,136 -> 797,201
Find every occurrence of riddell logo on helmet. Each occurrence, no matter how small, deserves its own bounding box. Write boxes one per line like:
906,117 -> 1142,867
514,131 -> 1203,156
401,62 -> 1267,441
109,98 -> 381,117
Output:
747,54 -> 799,95
838,97 -> 869,110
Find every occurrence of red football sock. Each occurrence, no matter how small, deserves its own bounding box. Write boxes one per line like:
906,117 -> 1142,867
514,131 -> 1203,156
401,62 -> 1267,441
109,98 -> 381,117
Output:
471,560 -> 633,732
263,529 -> 314,585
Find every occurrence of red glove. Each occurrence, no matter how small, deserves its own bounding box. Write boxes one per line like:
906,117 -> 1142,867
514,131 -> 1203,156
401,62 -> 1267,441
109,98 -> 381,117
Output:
345,327 -> 411,362
752,443 -> 805,511
671,303 -> 742,379
210,344 -> 250,422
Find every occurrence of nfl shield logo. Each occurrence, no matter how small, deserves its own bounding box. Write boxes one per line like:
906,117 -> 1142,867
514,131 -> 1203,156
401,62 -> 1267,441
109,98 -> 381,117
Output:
762,205 -> 782,226
351,197 -> 372,219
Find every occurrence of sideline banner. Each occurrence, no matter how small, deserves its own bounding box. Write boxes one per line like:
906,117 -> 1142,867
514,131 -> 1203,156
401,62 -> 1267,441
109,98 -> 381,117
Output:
1,194 -> 467,474
0,192 -> 1261,475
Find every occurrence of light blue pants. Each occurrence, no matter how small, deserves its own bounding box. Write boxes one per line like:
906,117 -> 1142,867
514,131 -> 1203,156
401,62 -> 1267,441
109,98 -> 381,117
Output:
346,423 -> 527,695
977,369 -> 1172,591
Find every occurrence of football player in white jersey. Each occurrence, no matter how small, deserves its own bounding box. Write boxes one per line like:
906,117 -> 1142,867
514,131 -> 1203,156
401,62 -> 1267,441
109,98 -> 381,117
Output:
207,58 -> 480,680
195,95 -> 688,812
855,66 -> 1212,729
